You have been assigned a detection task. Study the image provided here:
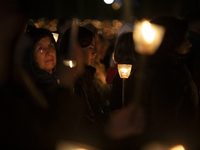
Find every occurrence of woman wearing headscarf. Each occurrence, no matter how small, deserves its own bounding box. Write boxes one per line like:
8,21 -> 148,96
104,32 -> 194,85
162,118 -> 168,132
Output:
23,28 -> 59,98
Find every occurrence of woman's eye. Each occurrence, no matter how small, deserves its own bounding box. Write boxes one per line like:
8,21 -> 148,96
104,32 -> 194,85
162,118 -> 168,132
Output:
36,46 -> 44,53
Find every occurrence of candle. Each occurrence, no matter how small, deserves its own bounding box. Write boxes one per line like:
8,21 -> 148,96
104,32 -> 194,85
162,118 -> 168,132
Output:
133,20 -> 165,55
63,60 -> 77,68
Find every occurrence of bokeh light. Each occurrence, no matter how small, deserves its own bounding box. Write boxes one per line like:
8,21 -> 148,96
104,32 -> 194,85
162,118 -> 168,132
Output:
170,145 -> 185,150
142,21 -> 155,43
30,18 -> 124,40
103,0 -> 114,4
112,3 -> 121,10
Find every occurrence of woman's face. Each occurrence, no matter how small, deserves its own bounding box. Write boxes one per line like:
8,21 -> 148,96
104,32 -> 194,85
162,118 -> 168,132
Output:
34,37 -> 56,74
83,38 -> 97,66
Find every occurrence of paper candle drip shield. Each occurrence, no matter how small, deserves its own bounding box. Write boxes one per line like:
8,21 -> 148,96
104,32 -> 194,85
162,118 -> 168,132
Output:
118,64 -> 132,78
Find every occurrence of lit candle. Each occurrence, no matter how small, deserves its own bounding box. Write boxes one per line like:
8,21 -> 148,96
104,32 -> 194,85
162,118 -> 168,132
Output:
69,60 -> 73,68
133,20 -> 165,55
63,60 -> 77,68
117,64 -> 132,107
121,68 -> 128,78
142,21 -> 155,43
118,64 -> 132,78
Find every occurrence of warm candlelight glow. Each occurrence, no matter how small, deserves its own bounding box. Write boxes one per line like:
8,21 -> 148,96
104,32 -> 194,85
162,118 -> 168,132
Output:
69,60 -> 73,68
63,60 -> 77,68
118,64 -> 132,78
52,33 -> 59,42
112,2 -> 121,10
170,145 -> 185,150
133,20 -> 165,55
104,0 -> 114,4
56,141 -> 97,150
142,21 -> 155,43
121,68 -> 128,74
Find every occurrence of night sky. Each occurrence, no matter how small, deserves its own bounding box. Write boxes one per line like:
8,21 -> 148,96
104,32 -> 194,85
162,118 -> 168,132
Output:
10,0 -> 200,20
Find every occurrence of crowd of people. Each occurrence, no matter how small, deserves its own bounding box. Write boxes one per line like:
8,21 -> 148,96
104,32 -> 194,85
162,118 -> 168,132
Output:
2,1 -> 200,150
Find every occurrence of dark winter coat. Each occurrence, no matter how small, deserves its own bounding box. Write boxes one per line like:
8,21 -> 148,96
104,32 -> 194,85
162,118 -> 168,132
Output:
126,55 -> 199,149
74,65 -> 106,125
23,46 -> 59,100
186,31 -> 200,91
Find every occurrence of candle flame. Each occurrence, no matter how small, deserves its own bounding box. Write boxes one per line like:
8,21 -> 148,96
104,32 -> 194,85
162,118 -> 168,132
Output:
121,68 -> 128,74
118,64 -> 132,78
142,21 -> 155,43
63,60 -> 77,68
69,60 -> 73,68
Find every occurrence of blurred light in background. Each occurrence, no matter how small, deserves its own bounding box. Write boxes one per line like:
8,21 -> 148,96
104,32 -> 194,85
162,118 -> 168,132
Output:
133,20 -> 165,55
170,145 -> 185,150
30,18 -> 124,40
52,32 -> 59,42
142,21 -> 155,43
56,141 -> 99,150
112,0 -> 122,10
103,0 -> 114,4
112,3 -> 121,10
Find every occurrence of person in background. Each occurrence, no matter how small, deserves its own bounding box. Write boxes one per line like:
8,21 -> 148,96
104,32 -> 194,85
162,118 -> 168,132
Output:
59,26 -> 106,124
104,22 -> 135,71
107,16 -> 199,150
59,26 -> 110,149
106,32 -> 138,111
23,28 -> 59,98
0,2 -> 82,150
83,23 -> 112,110
184,11 -> 200,92
126,16 -> 198,149
93,33 -> 112,109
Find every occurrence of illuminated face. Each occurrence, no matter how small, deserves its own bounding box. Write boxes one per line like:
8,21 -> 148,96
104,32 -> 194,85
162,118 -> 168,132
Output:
83,38 -> 97,66
34,37 -> 56,74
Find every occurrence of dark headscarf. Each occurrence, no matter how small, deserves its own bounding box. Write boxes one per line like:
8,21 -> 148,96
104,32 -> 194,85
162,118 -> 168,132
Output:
149,16 -> 188,65
24,28 -> 56,77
